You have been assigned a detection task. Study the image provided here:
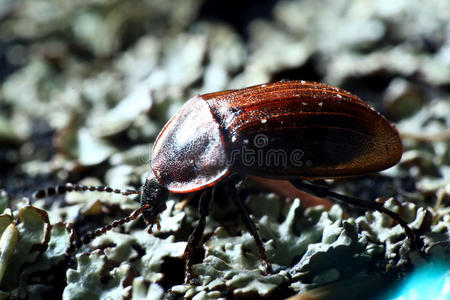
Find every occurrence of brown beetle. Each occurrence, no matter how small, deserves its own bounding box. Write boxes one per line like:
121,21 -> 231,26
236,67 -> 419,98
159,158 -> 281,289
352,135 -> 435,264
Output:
152,80 -> 402,191
34,81 -> 414,283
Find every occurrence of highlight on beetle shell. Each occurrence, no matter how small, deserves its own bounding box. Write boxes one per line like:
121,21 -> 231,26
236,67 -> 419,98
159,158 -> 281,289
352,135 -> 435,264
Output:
171,133 -> 311,170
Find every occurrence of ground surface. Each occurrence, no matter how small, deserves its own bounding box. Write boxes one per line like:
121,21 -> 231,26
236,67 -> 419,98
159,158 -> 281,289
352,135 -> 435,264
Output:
0,0 -> 449,299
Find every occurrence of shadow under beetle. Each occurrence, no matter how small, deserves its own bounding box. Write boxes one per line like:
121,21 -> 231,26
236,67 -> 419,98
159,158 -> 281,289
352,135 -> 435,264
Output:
34,81 -> 418,283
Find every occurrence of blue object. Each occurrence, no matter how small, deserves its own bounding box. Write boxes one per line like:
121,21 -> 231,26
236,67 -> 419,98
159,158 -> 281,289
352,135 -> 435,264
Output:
384,260 -> 449,300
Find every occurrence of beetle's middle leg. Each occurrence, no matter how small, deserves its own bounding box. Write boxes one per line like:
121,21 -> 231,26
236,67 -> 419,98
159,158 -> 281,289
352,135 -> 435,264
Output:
229,184 -> 273,274
184,187 -> 213,284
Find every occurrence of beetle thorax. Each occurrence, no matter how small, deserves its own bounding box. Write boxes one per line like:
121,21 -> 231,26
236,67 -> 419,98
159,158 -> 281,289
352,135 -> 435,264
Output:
151,96 -> 230,193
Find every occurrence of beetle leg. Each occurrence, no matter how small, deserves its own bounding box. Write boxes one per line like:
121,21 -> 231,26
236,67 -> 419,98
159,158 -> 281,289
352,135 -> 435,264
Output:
290,180 -> 420,249
184,187 -> 213,284
230,185 -> 273,274
175,192 -> 196,211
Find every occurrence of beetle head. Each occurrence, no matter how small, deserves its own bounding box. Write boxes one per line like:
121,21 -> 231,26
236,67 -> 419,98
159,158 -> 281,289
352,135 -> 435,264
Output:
140,172 -> 168,230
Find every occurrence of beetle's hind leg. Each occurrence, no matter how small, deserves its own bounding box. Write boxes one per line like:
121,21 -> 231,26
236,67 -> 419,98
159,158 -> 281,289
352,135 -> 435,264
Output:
290,180 -> 420,249
229,184 -> 273,274
184,187 -> 213,284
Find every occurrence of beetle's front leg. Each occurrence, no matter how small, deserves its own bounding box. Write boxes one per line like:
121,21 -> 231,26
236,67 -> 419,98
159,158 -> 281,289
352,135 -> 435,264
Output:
184,187 -> 213,284
229,184 -> 273,274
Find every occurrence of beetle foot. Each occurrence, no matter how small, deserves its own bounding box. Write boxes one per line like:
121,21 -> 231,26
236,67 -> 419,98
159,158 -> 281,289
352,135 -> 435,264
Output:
261,257 -> 273,275
146,219 -> 161,234
184,273 -> 199,285
184,258 -> 199,285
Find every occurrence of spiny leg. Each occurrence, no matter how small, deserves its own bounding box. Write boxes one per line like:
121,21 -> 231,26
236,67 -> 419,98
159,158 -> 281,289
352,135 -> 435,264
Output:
230,184 -> 273,274
184,187 -> 213,284
290,180 -> 419,248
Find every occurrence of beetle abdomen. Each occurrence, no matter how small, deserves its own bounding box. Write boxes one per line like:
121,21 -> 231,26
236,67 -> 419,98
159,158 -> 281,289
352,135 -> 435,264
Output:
205,81 -> 402,179
151,96 -> 230,193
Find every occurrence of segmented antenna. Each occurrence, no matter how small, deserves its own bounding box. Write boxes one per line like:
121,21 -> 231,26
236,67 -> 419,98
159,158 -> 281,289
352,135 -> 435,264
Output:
33,183 -> 141,200
32,183 -> 144,254
67,203 -> 151,254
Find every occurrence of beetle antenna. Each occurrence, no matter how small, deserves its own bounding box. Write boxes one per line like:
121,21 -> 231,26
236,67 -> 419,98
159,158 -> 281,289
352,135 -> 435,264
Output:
33,183 -> 141,201
32,183 -> 143,254
67,203 -> 151,254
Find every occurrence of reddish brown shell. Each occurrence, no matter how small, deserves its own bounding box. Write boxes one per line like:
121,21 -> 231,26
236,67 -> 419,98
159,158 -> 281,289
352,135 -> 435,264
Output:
152,81 -> 402,193
151,96 -> 229,193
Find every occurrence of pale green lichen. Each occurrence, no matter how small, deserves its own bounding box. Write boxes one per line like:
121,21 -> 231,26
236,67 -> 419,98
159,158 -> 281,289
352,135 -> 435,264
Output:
0,177 -> 448,299
128,231 -> 186,282
0,205 -> 72,298
2,207 -> 50,289
1,0 -> 450,298
132,278 -> 165,300
64,250 -> 135,300
171,197 -> 364,298
0,223 -> 18,286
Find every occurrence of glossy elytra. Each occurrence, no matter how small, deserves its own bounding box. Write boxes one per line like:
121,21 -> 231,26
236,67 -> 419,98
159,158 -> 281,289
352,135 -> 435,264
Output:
34,80 -> 415,284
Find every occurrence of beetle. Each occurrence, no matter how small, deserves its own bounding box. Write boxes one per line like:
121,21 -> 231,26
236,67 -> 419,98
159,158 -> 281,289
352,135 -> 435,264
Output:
34,80 -> 415,283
